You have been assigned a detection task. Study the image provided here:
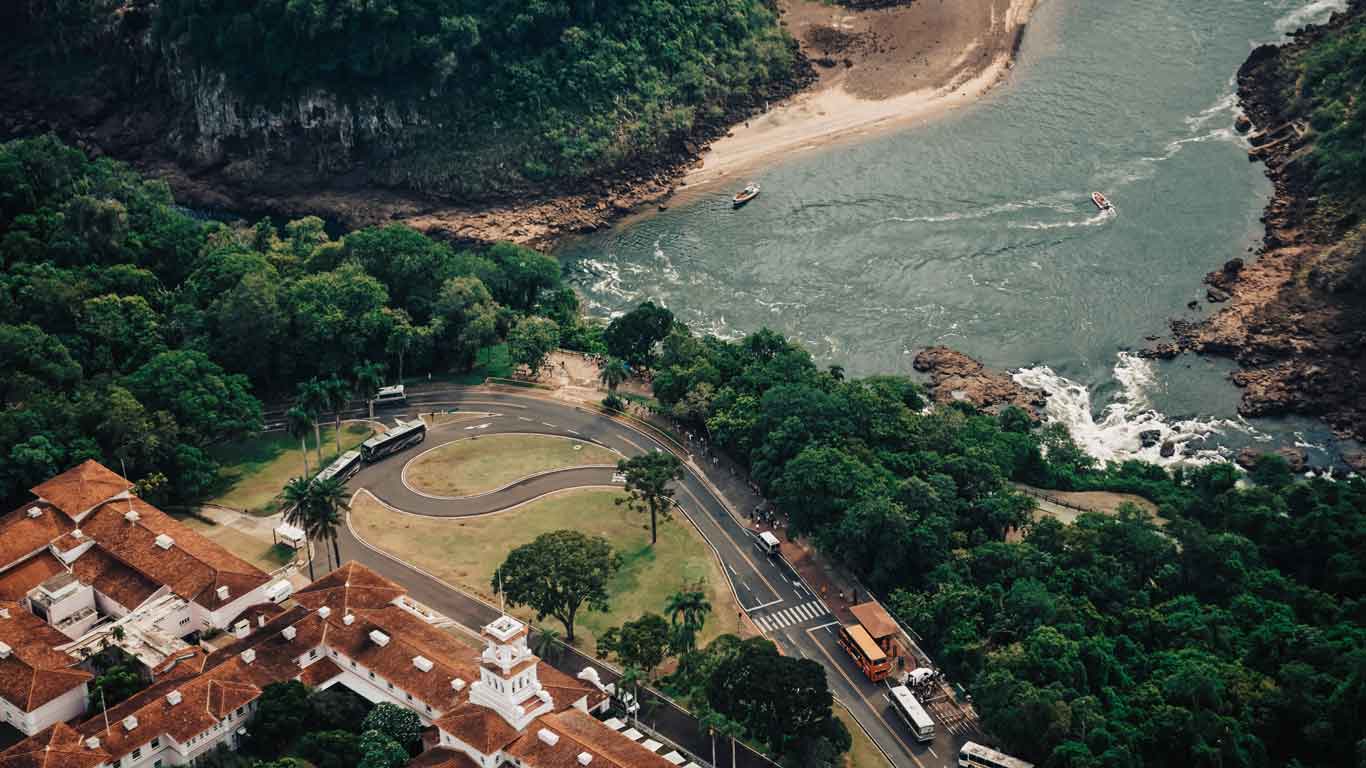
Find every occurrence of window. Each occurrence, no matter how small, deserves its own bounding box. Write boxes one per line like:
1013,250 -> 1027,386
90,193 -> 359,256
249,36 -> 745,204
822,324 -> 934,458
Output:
235,707 -> 243,717
309,649 -> 318,659
151,737 -> 160,748
132,748 -> 142,760
154,760 -> 163,768
368,671 -> 375,679
405,693 -> 412,701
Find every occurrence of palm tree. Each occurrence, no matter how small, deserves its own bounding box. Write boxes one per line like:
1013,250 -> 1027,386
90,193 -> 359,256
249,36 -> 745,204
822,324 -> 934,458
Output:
532,626 -> 563,663
296,378 -> 329,471
352,361 -> 386,420
716,714 -> 745,768
310,475 -> 349,570
282,476 -> 316,580
598,357 -> 630,392
286,406 -> 313,478
321,375 -> 350,457
665,589 -> 711,656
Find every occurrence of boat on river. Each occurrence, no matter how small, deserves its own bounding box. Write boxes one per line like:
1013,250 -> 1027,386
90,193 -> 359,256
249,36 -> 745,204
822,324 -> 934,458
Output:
733,183 -> 761,208
1092,191 -> 1113,211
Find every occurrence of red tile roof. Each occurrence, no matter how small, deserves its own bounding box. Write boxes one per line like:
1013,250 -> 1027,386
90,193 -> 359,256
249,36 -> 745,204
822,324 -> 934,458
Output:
0,553 -> 66,602
293,562 -> 406,613
433,703 -> 521,755
29,461 -> 131,520
298,657 -> 343,687
77,497 -> 268,610
0,723 -> 108,768
0,503 -> 74,571
69,548 -> 159,612
0,602 -> 93,711
406,747 -> 480,768
506,709 -> 679,768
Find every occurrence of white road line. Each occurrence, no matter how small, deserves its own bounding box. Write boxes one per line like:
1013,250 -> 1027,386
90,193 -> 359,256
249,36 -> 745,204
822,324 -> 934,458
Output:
928,748 -> 938,759
542,422 -> 557,427
568,429 -> 580,435
518,416 -> 533,421
811,619 -> 841,631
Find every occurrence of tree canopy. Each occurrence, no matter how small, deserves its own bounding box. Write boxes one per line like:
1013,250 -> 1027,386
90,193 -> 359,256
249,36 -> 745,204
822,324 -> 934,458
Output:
492,529 -> 622,644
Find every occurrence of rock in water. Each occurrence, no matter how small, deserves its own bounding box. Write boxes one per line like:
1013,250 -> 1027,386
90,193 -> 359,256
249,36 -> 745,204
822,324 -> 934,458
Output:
1138,429 -> 1162,448
912,346 -> 1047,420
1160,440 -> 1176,458
1275,446 -> 1307,473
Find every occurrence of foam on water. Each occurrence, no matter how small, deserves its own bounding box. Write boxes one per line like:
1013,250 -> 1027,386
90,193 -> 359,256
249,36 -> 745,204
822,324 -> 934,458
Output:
1274,0 -> 1348,34
1013,353 -> 1263,466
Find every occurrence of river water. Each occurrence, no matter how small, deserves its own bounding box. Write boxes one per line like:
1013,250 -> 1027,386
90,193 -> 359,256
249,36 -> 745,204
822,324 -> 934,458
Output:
558,0 -> 1353,467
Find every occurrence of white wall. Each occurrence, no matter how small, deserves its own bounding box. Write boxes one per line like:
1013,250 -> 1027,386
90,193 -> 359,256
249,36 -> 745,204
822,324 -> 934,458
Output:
8,683 -> 89,736
193,581 -> 273,632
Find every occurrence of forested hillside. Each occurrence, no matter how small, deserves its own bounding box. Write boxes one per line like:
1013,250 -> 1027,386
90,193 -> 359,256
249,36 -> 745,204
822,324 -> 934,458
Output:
627,303 -> 1366,768
0,136 -> 587,507
11,0 -> 804,199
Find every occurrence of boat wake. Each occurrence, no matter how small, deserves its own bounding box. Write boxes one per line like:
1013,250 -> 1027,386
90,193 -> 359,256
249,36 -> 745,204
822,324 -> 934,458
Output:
1013,353 -> 1263,466
879,196 -> 1075,226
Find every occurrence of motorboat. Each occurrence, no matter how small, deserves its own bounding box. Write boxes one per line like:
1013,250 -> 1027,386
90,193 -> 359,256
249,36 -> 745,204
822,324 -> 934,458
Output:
1092,191 -> 1113,211
733,182 -> 761,207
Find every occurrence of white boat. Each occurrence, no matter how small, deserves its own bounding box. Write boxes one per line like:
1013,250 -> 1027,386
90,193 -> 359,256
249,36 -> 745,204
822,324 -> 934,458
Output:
1092,191 -> 1113,211
733,183 -> 761,207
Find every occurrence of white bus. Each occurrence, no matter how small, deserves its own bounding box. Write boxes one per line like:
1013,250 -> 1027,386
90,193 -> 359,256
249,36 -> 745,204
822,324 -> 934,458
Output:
315,450 -> 362,484
959,741 -> 1034,768
361,420 -> 427,463
889,685 -> 935,742
373,384 -> 407,407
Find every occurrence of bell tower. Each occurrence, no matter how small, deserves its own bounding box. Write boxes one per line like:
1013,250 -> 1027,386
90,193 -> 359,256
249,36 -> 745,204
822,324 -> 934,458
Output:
467,614 -> 553,730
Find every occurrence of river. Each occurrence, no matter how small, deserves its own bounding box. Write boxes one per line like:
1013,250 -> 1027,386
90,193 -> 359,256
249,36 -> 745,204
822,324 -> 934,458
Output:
558,0 -> 1354,467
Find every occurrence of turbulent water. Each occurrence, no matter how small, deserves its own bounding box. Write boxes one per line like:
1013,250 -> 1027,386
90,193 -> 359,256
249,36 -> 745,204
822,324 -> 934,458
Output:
558,0 -> 1353,466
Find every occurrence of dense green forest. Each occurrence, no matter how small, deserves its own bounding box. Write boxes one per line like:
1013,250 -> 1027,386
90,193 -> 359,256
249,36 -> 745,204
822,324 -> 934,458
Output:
17,0 -> 801,192
1295,7 -> 1366,203
0,136 -> 590,507
624,303 -> 1366,768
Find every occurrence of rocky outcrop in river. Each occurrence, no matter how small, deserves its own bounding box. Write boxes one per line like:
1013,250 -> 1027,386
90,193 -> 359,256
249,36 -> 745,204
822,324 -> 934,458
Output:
912,347 -> 1047,419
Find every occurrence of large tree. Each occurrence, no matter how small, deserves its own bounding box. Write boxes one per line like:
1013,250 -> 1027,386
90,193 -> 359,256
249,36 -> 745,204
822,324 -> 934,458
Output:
124,350 -> 262,445
508,315 -> 560,377
616,451 -> 682,545
492,529 -> 620,644
599,612 -> 671,679
604,301 -> 675,368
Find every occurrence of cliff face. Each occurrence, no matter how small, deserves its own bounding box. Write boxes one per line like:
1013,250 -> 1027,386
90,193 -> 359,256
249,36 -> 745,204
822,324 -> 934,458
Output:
1162,4 -> 1366,445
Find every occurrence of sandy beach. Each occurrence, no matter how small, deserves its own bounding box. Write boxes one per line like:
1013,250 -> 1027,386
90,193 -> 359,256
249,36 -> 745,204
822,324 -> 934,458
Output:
683,0 -> 1038,191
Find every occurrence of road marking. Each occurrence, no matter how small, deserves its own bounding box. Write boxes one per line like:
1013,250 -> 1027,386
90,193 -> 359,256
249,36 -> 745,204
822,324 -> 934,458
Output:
518,416 -> 533,421
568,429 -> 580,435
542,422 -> 557,428
727,564 -> 738,577
810,620 -> 841,631
463,423 -> 491,430
755,601 -> 827,633
744,597 -> 784,612
928,747 -> 938,759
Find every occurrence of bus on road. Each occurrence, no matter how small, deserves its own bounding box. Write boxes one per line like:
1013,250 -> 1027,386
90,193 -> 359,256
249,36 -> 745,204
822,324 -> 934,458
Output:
316,450 -> 362,484
837,622 -> 893,682
373,384 -> 407,407
959,741 -> 1034,768
889,685 -> 935,742
361,420 -> 427,463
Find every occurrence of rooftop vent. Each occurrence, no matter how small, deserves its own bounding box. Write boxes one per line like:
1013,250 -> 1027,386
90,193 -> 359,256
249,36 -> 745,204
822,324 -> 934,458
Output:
166,690 -> 182,706
450,678 -> 466,692
343,613 -> 355,626
577,753 -> 593,766
0,609 -> 9,620
369,630 -> 390,647
282,626 -> 297,641
318,606 -> 331,619
71,529 -> 83,540
412,656 -> 433,672
124,509 -> 140,523
84,737 -> 100,750
216,585 -> 230,601
537,729 -> 559,746
233,620 -> 250,640
155,533 -> 174,549
241,649 -> 256,664
0,642 -> 10,659
26,507 -> 42,519
122,715 -> 138,731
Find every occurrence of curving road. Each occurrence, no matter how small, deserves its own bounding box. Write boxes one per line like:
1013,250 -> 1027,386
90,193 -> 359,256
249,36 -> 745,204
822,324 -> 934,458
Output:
320,384 -> 972,768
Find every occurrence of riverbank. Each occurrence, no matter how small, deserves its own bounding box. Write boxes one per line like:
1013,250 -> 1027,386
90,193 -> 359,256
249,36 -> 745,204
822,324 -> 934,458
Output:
681,0 -> 1036,191
1160,3 -> 1366,452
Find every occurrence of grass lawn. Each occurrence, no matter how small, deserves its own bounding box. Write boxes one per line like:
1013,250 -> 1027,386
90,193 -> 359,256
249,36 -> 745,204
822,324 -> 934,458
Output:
835,703 -> 894,768
404,434 -> 619,497
351,488 -> 747,654
175,515 -> 296,573
208,422 -> 375,515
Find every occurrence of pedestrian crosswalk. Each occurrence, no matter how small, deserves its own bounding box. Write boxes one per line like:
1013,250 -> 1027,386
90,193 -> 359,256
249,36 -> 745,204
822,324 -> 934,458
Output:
753,601 -> 827,633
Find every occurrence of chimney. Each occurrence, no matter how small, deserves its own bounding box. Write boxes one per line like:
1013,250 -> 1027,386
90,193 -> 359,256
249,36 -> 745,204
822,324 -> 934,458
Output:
318,606 -> 331,619
537,729 -> 559,746
216,585 -> 230,601
412,656 -> 433,672
26,507 -> 41,519
124,509 -> 140,523
258,614 -> 267,628
282,626 -> 297,641
577,753 -> 593,765
84,737 -> 100,750
0,608 -> 9,620
0,642 -> 11,659
72,529 -> 83,540
369,630 -> 390,647
166,690 -> 182,706
122,716 -> 138,731
343,613 -> 355,626
241,649 -> 256,664
233,620 -> 250,640
450,678 -> 466,692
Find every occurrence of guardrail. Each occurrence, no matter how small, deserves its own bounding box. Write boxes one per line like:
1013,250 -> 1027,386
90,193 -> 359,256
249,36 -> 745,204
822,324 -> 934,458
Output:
1012,483 -> 1099,514
484,376 -> 555,390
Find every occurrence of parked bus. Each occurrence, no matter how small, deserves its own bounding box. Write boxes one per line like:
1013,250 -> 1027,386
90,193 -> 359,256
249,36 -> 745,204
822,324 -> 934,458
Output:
360,420 -> 427,463
837,623 -> 893,682
959,742 -> 1033,768
373,384 -> 407,407
315,450 -> 362,484
889,685 -> 935,742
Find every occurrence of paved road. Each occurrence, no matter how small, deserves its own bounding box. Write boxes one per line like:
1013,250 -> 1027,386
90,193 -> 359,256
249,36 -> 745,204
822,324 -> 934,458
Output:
327,385 -> 974,768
